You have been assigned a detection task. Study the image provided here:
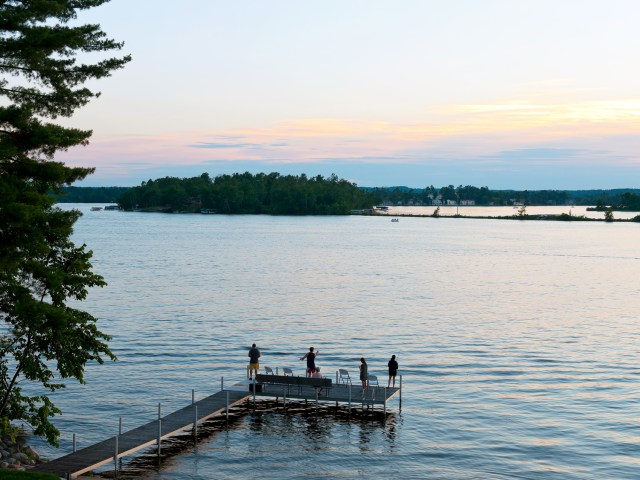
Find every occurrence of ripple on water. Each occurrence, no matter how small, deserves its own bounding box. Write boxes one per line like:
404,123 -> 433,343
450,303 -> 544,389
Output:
32,208 -> 640,479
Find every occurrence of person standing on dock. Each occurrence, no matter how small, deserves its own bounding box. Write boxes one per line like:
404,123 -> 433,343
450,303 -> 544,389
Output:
248,343 -> 261,380
387,354 -> 399,387
359,357 -> 368,396
300,346 -> 319,377
311,367 -> 324,395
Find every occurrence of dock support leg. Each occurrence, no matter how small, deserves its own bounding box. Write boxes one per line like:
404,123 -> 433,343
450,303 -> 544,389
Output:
73,433 -> 76,453
399,375 -> 403,411
226,391 -> 229,422
157,403 -> 162,460
221,376 -> 224,391
283,389 -> 287,411
193,405 -> 198,437
114,433 -> 119,477
252,377 -> 256,404
384,388 -> 387,417
192,389 -> 195,404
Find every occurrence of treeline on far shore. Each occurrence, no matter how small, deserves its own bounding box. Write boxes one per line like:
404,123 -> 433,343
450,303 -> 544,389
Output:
54,186 -> 129,204
53,173 -> 640,214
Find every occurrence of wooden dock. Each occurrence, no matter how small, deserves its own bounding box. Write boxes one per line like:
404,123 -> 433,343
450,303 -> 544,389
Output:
31,377 -> 401,478
32,389 -> 250,478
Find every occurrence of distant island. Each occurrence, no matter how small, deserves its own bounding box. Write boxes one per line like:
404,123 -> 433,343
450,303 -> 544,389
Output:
54,172 -> 640,215
112,172 -> 375,215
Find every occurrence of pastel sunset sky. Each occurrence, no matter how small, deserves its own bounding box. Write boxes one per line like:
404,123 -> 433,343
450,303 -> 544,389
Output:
61,0 -> 640,189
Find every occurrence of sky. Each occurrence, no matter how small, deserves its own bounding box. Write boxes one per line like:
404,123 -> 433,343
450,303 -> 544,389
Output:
58,0 -> 640,189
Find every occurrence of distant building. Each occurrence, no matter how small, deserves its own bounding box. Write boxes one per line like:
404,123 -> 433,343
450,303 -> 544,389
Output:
429,194 -> 444,206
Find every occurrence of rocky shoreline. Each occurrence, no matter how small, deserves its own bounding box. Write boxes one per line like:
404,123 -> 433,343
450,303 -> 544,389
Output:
0,433 -> 43,472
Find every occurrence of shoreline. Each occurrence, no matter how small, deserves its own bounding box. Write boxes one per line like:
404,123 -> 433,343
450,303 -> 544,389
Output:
357,212 -> 640,222
0,432 -> 43,472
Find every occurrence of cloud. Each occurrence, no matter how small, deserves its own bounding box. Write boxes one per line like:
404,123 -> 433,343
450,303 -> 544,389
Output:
61,96 -> 640,189
188,142 -> 260,149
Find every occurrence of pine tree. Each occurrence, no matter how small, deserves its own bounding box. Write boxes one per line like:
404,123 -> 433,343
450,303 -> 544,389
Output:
0,0 -> 130,445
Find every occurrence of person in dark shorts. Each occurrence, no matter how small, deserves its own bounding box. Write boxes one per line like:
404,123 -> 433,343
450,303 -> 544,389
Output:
387,354 -> 399,387
300,346 -> 319,377
359,357 -> 368,396
248,343 -> 261,380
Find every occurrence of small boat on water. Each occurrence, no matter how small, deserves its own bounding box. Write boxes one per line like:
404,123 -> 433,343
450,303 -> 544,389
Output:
90,206 -> 103,211
391,218 -> 399,222
104,205 -> 120,211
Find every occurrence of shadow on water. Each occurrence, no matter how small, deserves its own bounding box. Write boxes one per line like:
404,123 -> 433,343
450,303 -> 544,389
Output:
95,399 -> 398,479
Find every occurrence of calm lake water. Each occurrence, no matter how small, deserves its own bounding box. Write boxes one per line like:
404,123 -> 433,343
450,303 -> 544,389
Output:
33,205 -> 639,479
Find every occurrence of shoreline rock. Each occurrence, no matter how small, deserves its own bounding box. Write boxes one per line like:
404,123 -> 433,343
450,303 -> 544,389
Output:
0,432 -> 43,472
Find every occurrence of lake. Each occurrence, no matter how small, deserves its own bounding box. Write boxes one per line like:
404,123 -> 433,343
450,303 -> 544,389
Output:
32,205 -> 639,479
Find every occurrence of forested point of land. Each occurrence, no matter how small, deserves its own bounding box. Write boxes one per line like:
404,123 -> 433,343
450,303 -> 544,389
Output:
54,186 -> 130,203
53,174 -> 640,213
116,172 -> 377,214
586,192 -> 640,211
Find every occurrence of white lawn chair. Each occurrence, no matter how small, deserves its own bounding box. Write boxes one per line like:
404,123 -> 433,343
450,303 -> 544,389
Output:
367,374 -> 379,386
338,369 -> 352,384
282,367 -> 294,376
264,366 -> 274,375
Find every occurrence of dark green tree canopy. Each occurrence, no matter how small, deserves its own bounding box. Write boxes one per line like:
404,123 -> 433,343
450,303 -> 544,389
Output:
118,172 -> 378,215
0,0 -> 130,446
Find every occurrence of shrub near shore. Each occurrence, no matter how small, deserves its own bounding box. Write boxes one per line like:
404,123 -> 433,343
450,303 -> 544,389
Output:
0,471 -> 56,480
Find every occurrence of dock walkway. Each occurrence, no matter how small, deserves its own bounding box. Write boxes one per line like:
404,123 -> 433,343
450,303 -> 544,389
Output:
32,389 -> 249,478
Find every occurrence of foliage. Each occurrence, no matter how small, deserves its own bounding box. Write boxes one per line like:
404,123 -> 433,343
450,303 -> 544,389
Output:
515,205 -> 527,218
0,0 -> 129,446
0,415 -> 18,440
117,172 -> 377,215
588,192 -> 640,212
0,471 -> 58,480
604,208 -> 614,222
367,185 -> 640,207
54,186 -> 130,203
618,192 -> 640,210
432,206 -> 440,217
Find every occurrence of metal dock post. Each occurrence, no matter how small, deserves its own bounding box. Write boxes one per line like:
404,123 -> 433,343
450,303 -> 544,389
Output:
383,388 -> 387,416
157,403 -> 162,459
114,432 -> 119,477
